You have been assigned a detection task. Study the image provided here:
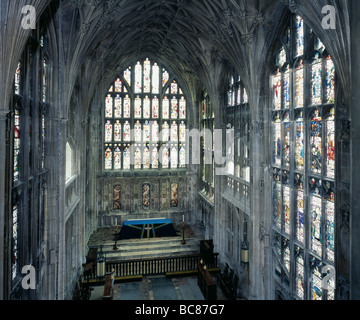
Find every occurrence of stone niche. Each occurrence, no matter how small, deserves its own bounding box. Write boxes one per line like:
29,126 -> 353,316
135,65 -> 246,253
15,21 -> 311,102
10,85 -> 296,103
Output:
97,175 -> 188,227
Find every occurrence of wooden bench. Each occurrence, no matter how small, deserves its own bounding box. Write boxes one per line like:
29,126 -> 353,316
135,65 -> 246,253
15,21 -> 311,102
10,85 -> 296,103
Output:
217,263 -> 238,300
102,272 -> 115,300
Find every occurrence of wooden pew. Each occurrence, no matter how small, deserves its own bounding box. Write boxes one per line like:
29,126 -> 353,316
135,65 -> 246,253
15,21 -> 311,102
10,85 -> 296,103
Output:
197,263 -> 217,300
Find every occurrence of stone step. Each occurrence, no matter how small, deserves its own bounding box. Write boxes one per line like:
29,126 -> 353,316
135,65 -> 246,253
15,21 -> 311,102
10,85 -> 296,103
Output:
98,237 -> 200,261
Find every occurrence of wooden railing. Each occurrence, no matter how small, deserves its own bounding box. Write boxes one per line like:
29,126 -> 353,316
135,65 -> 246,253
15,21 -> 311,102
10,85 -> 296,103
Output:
86,253 -> 219,280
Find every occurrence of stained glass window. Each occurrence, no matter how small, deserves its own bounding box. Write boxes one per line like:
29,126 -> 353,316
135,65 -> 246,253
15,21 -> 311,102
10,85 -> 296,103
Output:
12,205 -> 19,280
326,108 -> 335,179
310,109 -> 322,174
42,59 -> 48,103
114,95 -> 122,118
152,96 -> 159,119
296,15 -> 304,57
143,58 -> 151,93
152,63 -> 160,94
326,57 -> 335,104
162,146 -> 169,168
105,145 -> 113,170
104,59 -> 186,171
271,14 -> 336,300
311,54 -> 322,105
15,62 -> 21,95
14,110 -> 20,181
295,250 -> 305,299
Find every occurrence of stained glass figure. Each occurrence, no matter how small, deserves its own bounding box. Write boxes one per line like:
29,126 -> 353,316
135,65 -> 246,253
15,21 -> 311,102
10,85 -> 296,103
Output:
113,185 -> 121,210
124,67 -> 131,87
123,121 -> 131,142
311,262 -> 323,300
162,146 -> 169,168
162,69 -> 169,87
311,195 -> 322,256
143,121 -> 150,142
163,96 -> 169,119
143,146 -> 150,169
105,94 -> 113,118
134,146 -> 142,169
115,77 -> 122,92
114,146 -> 121,169
180,145 -> 186,168
152,63 -> 160,94
310,109 -> 322,174
171,183 -> 178,207
12,205 -> 18,280
273,70 -> 282,110
162,122 -> 169,142
124,95 -> 131,118
283,66 -> 290,109
171,97 -> 178,119
326,57 -> 335,104
114,121 -> 122,142
143,184 -> 150,208
135,61 -> 142,93
171,121 -> 178,142
143,58 -> 151,93
152,145 -> 159,169
135,96 -> 142,118
105,145 -> 113,170
152,121 -> 159,143
295,61 -> 304,108
15,62 -> 21,95
143,96 -> 150,119
179,97 -> 186,119
13,110 -> 20,181
135,121 -> 142,142
179,122 -> 186,142
171,146 -> 178,169
283,116 -> 291,167
326,110 -> 335,179
273,114 -> 281,166
123,146 -> 131,170
284,186 -> 291,234
273,180 -> 282,230
152,96 -> 159,118
171,81 -> 178,94
114,95 -> 122,118
296,15 -> 304,57
326,195 -> 335,262
295,252 -> 305,299
42,59 -> 47,103
312,54 -> 322,105
105,120 -> 113,142
295,175 -> 304,243
295,114 -> 304,171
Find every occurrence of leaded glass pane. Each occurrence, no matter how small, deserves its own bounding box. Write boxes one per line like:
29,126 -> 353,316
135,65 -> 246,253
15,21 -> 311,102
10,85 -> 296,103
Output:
114,146 -> 121,169
311,54 -> 322,105
143,58 -> 151,93
114,95 -> 122,118
135,61 -> 142,93
310,109 -> 322,174
105,145 -> 113,170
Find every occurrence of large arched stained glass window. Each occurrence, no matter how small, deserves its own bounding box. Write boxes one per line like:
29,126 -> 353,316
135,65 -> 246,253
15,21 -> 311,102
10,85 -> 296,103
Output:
271,15 -> 336,300
104,58 -> 187,170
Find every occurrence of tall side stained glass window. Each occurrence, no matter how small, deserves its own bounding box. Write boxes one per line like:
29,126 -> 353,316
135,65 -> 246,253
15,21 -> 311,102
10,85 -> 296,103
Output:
271,14 -> 336,300
103,58 -> 187,171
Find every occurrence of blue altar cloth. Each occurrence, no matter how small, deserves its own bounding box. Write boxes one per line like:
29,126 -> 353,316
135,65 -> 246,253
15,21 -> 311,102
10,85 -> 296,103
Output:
119,219 -> 177,240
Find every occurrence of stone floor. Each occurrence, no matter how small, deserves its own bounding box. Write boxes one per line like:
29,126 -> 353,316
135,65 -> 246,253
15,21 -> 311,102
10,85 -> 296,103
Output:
89,275 -> 227,301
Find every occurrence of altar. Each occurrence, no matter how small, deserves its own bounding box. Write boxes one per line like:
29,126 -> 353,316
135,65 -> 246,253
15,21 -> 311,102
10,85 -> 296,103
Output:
118,218 -> 178,240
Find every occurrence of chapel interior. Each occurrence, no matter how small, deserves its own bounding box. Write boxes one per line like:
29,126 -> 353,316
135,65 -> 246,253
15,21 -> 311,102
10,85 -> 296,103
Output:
1,0 -> 359,301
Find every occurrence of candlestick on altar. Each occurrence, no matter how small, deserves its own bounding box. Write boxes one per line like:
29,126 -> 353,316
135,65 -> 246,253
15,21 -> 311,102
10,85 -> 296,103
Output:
113,225 -> 119,250
181,220 -> 186,245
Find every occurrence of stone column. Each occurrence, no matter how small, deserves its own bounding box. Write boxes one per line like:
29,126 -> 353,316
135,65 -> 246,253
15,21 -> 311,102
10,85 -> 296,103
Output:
350,0 -> 360,300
